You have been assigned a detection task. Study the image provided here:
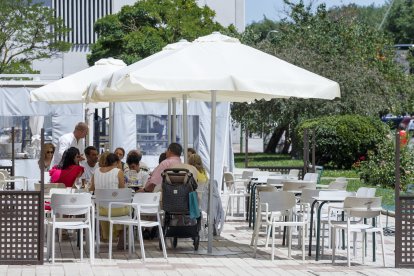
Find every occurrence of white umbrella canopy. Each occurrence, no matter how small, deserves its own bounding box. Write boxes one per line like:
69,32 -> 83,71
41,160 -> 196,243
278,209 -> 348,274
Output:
87,32 -> 341,254
84,40 -> 191,102
30,58 -> 126,103
90,32 -> 340,103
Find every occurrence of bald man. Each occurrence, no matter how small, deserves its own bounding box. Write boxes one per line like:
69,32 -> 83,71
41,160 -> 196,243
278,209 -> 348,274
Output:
53,122 -> 88,165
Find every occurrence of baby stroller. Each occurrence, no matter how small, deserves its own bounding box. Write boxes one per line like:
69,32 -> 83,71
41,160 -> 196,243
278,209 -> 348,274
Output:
159,168 -> 201,250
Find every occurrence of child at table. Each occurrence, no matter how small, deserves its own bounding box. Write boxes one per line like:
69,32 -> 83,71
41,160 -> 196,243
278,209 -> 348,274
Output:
124,150 -> 150,186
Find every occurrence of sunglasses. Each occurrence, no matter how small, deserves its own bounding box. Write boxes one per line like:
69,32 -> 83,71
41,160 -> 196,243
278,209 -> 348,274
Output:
47,151 -> 54,154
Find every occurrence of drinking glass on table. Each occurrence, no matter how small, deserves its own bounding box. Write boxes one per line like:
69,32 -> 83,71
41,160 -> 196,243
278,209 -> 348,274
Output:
74,178 -> 82,193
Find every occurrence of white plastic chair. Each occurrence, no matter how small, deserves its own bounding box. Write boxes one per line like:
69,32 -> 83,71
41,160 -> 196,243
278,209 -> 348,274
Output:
249,185 -> 278,246
253,191 -> 307,261
288,169 -> 300,178
46,193 -> 94,264
223,172 -> 250,219
303,173 -> 318,183
330,197 -> 385,267
94,188 -> 133,253
319,190 -> 355,255
282,181 -> 316,192
328,181 -> 348,190
356,187 -> 376,197
0,169 -> 28,190
108,192 -> 167,261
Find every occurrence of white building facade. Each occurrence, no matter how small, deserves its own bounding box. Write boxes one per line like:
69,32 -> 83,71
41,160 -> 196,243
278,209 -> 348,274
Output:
33,0 -> 245,76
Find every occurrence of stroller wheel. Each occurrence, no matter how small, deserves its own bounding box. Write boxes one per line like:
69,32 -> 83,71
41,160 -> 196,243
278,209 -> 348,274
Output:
173,237 -> 178,248
193,235 -> 199,251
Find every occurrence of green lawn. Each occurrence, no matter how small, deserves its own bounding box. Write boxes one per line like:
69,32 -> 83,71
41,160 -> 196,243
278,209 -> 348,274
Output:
234,153 -> 395,209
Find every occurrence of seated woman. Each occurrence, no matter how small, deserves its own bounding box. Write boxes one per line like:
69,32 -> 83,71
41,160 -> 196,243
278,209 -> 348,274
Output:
89,153 -> 126,248
49,147 -> 84,188
188,154 -> 208,183
38,143 -> 55,172
124,151 -> 150,187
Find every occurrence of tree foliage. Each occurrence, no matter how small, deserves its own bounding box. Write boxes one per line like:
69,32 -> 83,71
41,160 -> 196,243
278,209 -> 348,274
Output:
232,0 -> 414,153
384,0 -> 414,44
358,137 -> 414,190
88,0 -> 235,65
297,115 -> 389,169
0,0 -> 70,73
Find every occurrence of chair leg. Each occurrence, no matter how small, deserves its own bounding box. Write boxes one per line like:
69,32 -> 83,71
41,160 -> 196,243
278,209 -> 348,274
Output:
52,227 -> 56,264
265,224 -> 271,249
137,226 -> 145,261
353,232 -> 357,257
253,220 -> 261,257
271,224 -> 275,261
302,225 -> 306,262
288,226 -> 292,259
96,218 -> 100,253
89,226 -> 94,264
80,229 -> 83,261
347,229 -> 351,267
380,230 -> 386,267
46,224 -> 51,262
109,222 -> 113,261
158,223 -> 167,259
332,228 -> 336,264
361,231 -> 365,265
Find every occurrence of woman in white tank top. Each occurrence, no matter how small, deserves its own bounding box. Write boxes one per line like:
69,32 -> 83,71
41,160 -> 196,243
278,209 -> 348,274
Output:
89,152 -> 126,246
90,153 -> 125,191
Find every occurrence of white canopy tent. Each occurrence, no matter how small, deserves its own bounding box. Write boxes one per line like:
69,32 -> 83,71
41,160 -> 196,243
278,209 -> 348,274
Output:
30,58 -> 127,146
0,86 -> 83,189
88,32 -> 341,253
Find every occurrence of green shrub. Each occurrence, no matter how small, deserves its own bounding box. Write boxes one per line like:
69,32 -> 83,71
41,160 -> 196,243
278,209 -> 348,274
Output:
358,138 -> 414,190
297,115 -> 388,169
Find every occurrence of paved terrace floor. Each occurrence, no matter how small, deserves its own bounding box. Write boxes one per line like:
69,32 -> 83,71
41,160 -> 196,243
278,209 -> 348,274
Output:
1,211 -> 412,276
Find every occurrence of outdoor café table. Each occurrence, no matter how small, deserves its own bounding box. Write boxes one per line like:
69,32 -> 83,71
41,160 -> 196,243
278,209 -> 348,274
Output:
308,194 -> 347,261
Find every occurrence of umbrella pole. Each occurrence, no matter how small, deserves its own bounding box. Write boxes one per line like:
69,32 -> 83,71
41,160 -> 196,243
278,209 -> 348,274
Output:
207,90 -> 216,254
183,95 -> 188,163
168,100 -> 172,145
172,98 -> 177,143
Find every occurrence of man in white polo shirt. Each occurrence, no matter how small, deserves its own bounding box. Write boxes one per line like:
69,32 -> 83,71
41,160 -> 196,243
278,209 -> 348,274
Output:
52,122 -> 88,166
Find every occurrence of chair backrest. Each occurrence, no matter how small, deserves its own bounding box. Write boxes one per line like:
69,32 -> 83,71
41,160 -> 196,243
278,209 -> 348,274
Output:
35,183 -> 66,193
356,187 -> 376,197
0,169 -> 10,179
132,192 -> 161,214
51,193 -> 92,216
328,181 -> 347,190
49,188 -> 72,195
282,181 -> 316,192
303,173 -> 318,183
288,169 -> 299,177
343,196 -> 382,218
256,185 -> 278,193
266,177 -> 283,185
241,170 -> 254,180
252,170 -> 270,178
300,189 -> 321,204
259,191 -> 296,213
94,188 -> 133,208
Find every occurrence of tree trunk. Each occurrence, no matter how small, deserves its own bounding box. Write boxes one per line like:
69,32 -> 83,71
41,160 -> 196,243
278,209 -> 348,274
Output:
264,125 -> 287,153
281,124 -> 290,154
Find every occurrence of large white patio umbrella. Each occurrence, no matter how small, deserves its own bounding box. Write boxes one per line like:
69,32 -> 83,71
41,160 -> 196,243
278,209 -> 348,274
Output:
88,32 -> 341,253
31,58 -> 126,103
30,58 -> 126,145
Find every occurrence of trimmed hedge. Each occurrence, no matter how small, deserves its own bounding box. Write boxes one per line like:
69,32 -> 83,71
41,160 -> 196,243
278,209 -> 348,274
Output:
297,115 -> 389,169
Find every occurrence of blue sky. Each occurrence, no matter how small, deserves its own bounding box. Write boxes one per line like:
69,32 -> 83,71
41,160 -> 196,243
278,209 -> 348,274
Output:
245,0 -> 388,24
